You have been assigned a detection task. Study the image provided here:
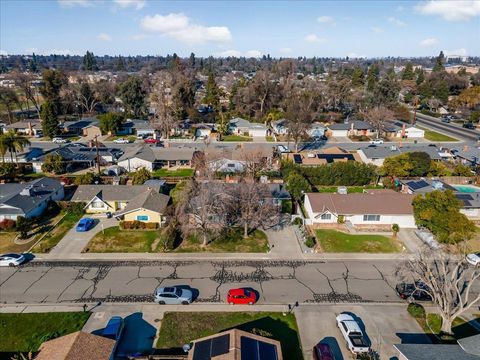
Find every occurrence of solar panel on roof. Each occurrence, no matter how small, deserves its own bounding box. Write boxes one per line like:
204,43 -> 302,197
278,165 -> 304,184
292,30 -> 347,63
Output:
409,180 -> 430,191
293,154 -> 302,164
241,336 -> 278,360
456,194 -> 474,200
192,334 -> 230,360
211,334 -> 230,357
193,339 -> 211,360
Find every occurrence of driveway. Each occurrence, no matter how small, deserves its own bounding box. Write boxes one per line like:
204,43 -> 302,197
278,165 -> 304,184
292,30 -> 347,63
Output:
295,304 -> 431,360
48,217 -> 119,258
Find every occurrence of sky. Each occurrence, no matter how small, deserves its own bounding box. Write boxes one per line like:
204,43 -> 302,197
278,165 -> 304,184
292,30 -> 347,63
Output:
0,0 -> 479,58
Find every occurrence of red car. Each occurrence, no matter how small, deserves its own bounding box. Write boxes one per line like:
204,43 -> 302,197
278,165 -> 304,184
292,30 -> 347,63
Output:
144,137 -> 160,144
227,288 -> 257,305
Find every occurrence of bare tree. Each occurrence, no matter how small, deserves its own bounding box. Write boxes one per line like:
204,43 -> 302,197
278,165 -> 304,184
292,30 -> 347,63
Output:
362,105 -> 394,139
0,87 -> 20,124
176,180 -> 229,247
75,81 -> 100,114
13,72 -> 41,117
231,181 -> 279,238
397,249 -> 480,334
150,71 -> 176,139
236,146 -> 271,178
285,90 -> 315,152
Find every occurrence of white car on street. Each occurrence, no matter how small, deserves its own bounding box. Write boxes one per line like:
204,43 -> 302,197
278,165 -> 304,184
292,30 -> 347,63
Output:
369,138 -> 384,145
52,137 -> 67,143
113,138 -> 130,144
0,253 -> 25,267
466,252 -> 480,266
336,313 -> 370,354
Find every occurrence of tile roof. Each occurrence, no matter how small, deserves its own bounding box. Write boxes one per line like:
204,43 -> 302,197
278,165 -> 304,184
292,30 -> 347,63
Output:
306,192 -> 414,215
36,331 -> 115,360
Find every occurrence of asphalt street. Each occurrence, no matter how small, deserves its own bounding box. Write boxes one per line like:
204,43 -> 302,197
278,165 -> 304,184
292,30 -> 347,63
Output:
0,259 -> 402,305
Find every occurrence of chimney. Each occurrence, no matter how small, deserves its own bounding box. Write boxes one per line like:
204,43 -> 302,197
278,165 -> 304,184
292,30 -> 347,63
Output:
464,145 -> 469,152
28,122 -> 33,136
401,123 -> 406,138
20,185 -> 33,196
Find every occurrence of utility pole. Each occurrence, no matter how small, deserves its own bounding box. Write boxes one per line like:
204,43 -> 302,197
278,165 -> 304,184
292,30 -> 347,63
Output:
94,135 -> 101,176
413,96 -> 419,126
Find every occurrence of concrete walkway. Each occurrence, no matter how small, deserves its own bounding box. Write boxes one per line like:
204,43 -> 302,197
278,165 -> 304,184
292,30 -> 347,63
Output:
397,228 -> 424,253
48,217 -> 119,258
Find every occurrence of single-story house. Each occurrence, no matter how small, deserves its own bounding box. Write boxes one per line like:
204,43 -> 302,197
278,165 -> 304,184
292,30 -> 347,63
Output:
3,119 -> 42,136
35,331 -> 116,360
383,121 -> 425,139
117,145 -> 196,172
304,190 -> 416,228
447,146 -> 480,167
285,147 -> 359,166
188,329 -> 283,360
117,119 -> 155,137
71,185 -> 169,224
1,146 -> 43,164
193,123 -> 216,138
308,122 -> 327,138
206,145 -> 274,173
327,120 -> 375,138
61,118 -> 99,136
394,334 -> 480,360
229,117 -> 268,137
271,118 -> 288,135
0,177 -> 64,221
357,144 -> 442,166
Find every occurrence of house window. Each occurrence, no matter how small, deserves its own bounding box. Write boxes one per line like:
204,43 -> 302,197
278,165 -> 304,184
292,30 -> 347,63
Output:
320,213 -> 332,220
91,200 -> 105,209
227,163 -> 235,168
136,215 -> 149,221
363,214 -> 380,221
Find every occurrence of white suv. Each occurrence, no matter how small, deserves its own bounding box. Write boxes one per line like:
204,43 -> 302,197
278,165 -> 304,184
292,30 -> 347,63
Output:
369,138 -> 384,145
52,137 -> 67,143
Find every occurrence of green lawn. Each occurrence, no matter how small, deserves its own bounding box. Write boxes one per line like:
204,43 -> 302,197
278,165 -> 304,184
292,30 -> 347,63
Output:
418,127 -> 458,142
32,212 -> 84,253
0,312 -> 91,352
152,168 -> 194,178
222,134 -> 253,142
84,226 -> 159,253
316,185 -> 385,193
315,229 -> 401,253
172,228 -> 269,253
266,136 -> 275,142
156,312 -> 303,360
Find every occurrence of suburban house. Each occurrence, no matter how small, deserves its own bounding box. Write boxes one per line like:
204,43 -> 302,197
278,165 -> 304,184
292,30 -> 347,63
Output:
193,123 -> 216,138
1,146 -> 43,164
3,119 -> 42,136
229,117 -> 268,138
285,147 -> 359,166
326,120 -> 375,138
357,144 -> 442,166
399,179 -> 480,221
35,331 -> 116,360
304,190 -> 416,228
205,146 -> 274,173
61,118 -> 99,136
32,144 -> 124,173
71,184 -> 170,224
271,118 -> 288,135
0,177 -> 64,221
117,144 -> 196,172
308,122 -> 327,138
446,146 -> 480,167
383,121 -> 425,139
187,329 -> 283,360
117,119 -> 156,137
394,334 -> 480,360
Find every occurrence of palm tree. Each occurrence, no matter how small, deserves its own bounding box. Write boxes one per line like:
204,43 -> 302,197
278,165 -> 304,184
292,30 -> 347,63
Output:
2,130 -> 31,162
0,134 -> 7,163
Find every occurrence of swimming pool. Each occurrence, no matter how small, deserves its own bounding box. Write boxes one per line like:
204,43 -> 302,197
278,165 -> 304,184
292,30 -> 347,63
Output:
453,185 -> 480,193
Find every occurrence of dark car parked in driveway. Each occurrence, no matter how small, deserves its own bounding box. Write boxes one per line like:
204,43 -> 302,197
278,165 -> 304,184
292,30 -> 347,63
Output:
396,281 -> 432,302
313,343 -> 336,360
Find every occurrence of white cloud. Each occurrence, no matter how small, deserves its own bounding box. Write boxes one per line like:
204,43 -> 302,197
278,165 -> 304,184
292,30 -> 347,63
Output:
140,13 -> 232,44
0,50 -> 8,56
348,52 -> 367,59
219,49 -> 262,58
304,34 -> 326,43
388,16 -> 406,26
444,48 -> 468,56
420,37 -> 439,46
279,47 -> 292,55
58,0 -> 94,7
131,34 -> 146,41
113,0 -> 146,9
415,1 -> 480,21
317,15 -> 333,23
371,27 -> 384,33
97,33 -> 112,41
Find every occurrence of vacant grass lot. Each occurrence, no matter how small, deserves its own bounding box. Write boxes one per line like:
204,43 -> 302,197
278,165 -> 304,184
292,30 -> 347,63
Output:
156,312 -> 303,360
32,212 -> 84,253
315,229 -> 400,253
418,127 -> 458,142
173,228 -> 269,253
84,226 -> 159,253
152,168 -> 194,177
222,134 -> 253,142
0,312 -> 90,352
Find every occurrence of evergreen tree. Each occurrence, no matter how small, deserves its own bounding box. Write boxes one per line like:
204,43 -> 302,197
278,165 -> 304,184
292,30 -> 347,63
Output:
433,51 -> 445,72
402,62 -> 414,80
40,69 -> 65,114
366,63 -> 379,92
40,101 -> 59,138
202,72 -> 220,109
28,53 -> 38,73
351,67 -> 365,86
416,68 -> 425,86
118,76 -> 146,117
189,52 -> 196,68
83,51 -> 97,71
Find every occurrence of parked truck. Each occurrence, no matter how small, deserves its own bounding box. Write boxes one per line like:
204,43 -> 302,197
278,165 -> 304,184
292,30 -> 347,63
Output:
336,313 -> 370,354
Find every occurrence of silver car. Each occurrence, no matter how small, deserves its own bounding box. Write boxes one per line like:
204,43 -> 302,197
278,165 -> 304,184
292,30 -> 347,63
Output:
154,286 -> 193,305
0,253 -> 25,267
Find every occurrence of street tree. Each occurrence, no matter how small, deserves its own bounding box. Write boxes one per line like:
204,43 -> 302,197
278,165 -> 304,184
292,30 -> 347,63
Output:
40,101 -> 59,138
118,76 -> 147,118
98,112 -> 123,135
362,105 -> 394,139
397,249 -> 480,334
150,71 -> 176,139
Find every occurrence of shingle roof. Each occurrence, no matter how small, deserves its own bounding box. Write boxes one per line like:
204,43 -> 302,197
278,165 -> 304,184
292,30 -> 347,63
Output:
115,188 -> 170,216
71,184 -> 161,202
328,120 -> 373,131
458,334 -> 480,356
118,145 -> 196,163
306,192 -> 414,215
360,145 -> 442,160
394,343 -> 480,360
36,331 -> 115,360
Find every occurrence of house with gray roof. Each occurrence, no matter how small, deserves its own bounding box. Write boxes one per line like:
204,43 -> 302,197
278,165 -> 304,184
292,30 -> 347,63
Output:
448,145 -> 480,167
117,119 -> 156,137
61,118 -> 99,136
327,120 -> 375,138
357,144 -> 442,166
117,144 -> 196,172
229,118 -> 268,138
0,177 -> 64,221
3,119 -> 42,136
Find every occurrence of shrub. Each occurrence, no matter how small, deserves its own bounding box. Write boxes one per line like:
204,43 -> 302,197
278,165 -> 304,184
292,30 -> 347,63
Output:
305,236 -> 316,248
120,220 -> 159,230
292,217 -> 303,226
0,219 -> 16,231
58,202 -> 85,216
74,172 -> 96,185
16,216 -> 30,239
407,303 -> 425,319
